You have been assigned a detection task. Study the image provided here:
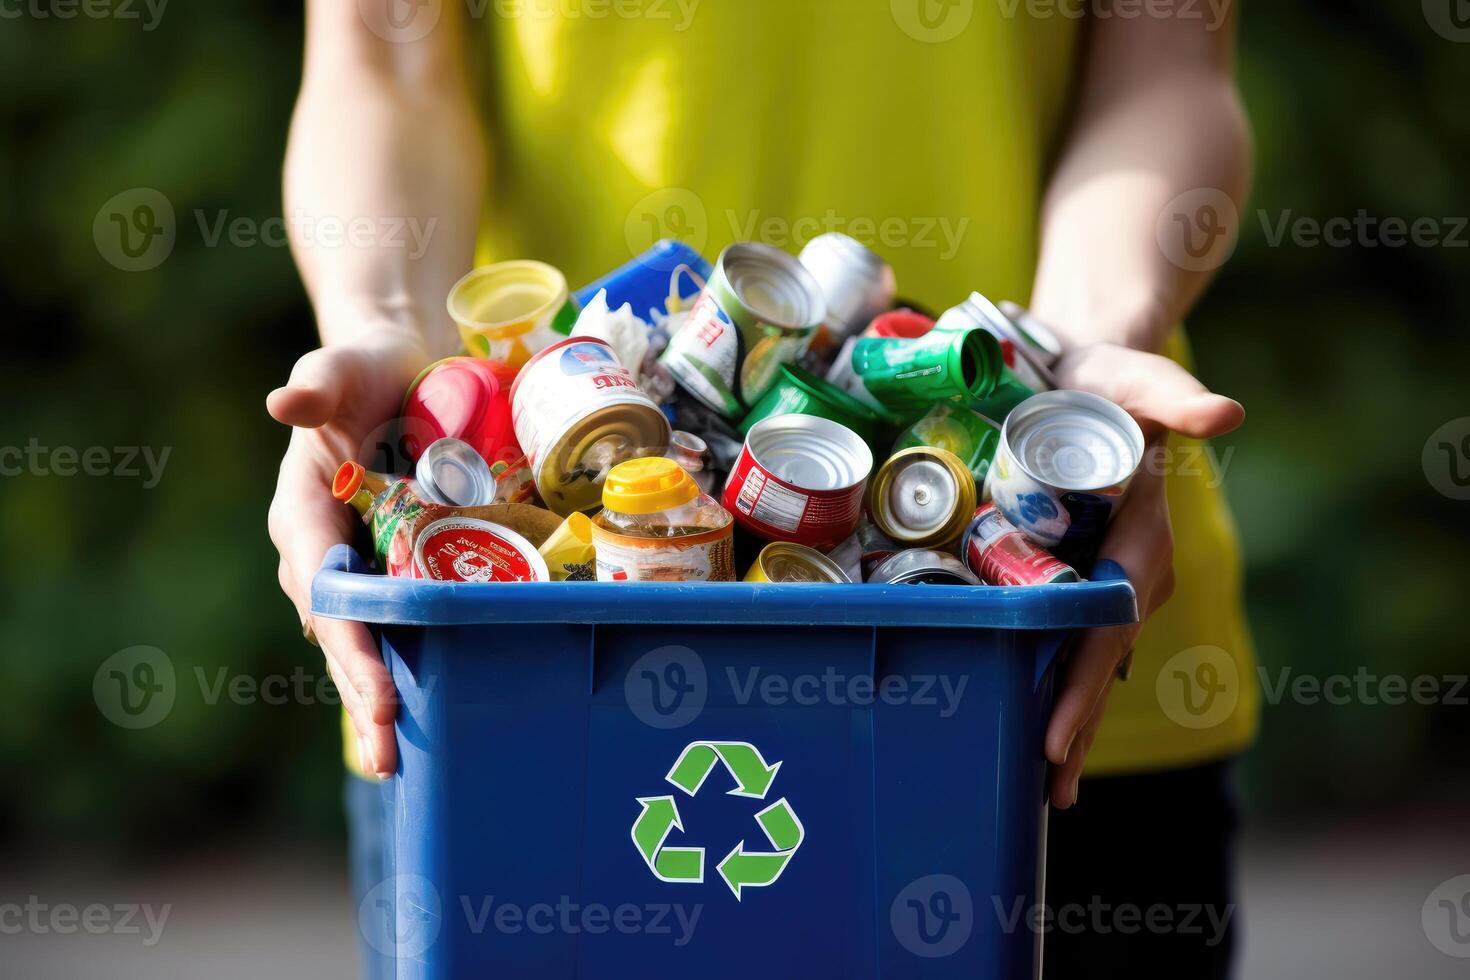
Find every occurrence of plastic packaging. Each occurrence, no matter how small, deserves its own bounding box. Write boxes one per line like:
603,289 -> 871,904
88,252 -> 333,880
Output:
590,456 -> 734,581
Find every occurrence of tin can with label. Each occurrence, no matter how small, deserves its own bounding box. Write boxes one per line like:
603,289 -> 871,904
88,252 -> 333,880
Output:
892,403 -> 1002,484
848,327 -> 1004,416
738,364 -> 885,446
414,518 -> 550,583
723,414 -> 873,551
511,337 -> 671,515
661,242 -> 827,417
962,503 -> 1080,586
796,233 -> 897,365
744,542 -> 853,583
867,446 -> 977,549
984,390 -> 1145,558
414,438 -> 498,507
867,549 -> 981,586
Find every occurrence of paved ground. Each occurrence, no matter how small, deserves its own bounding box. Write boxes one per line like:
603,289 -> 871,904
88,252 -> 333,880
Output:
4,825 -> 1467,978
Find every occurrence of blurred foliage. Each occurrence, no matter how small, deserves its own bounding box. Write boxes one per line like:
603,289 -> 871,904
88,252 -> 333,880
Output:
0,1 -> 1466,852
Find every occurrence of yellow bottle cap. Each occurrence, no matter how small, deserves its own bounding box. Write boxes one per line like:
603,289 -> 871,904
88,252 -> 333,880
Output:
602,456 -> 699,514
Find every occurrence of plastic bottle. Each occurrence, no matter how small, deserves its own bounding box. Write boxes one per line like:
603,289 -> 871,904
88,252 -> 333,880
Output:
590,457 -> 734,581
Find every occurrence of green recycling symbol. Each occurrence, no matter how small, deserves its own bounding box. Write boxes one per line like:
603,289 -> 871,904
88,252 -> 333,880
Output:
631,741 -> 805,900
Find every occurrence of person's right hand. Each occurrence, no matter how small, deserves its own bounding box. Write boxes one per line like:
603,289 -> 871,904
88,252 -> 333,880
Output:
267,326 -> 434,780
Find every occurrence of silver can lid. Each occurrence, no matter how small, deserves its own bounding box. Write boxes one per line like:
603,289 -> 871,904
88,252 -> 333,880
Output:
415,437 -> 498,506
723,242 -> 828,331
868,549 -> 980,585
882,457 -> 961,537
1004,390 -> 1145,491
745,413 -> 873,492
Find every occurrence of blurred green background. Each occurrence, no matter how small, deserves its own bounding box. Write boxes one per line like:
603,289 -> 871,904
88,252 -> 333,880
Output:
0,0 -> 1466,856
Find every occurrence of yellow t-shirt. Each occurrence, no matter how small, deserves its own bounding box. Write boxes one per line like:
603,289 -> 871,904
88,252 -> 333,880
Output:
350,2 -> 1258,776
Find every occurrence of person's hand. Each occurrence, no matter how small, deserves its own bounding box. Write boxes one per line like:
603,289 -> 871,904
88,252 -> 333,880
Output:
266,326 -> 434,780
1042,342 -> 1245,808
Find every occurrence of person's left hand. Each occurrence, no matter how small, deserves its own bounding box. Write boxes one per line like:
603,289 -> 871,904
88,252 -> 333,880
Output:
1042,342 -> 1245,808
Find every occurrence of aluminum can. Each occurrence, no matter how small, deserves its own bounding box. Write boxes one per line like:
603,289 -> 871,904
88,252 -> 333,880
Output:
661,242 -> 827,416
854,518 -> 900,581
744,542 -> 853,584
738,364 -> 885,446
997,300 -> 1065,368
867,549 -> 981,586
414,438 -> 498,507
939,292 -> 1058,392
984,390 -> 1145,557
892,403 -> 1002,484
867,447 -> 976,549
848,327 -> 1004,415
797,233 -> 897,362
962,503 -> 1079,586
413,518 -> 550,583
511,337 -> 671,515
864,308 -> 935,339
723,414 -> 873,551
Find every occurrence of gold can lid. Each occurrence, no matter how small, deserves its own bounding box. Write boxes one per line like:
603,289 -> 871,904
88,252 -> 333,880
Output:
754,542 -> 852,584
869,446 -> 976,547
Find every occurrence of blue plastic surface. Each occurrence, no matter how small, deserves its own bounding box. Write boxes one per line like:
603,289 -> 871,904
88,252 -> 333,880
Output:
571,239 -> 712,321
313,545 -> 1137,979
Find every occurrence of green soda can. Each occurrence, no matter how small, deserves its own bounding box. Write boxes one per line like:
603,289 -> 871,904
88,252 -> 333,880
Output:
849,327 -> 1003,415
739,364 -> 885,445
893,403 -> 1002,483
971,366 -> 1036,421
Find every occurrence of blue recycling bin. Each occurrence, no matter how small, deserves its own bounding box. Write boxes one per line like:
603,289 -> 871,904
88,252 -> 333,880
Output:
312,545 -> 1136,979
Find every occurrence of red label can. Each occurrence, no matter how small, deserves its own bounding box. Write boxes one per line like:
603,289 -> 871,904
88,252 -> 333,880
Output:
962,503 -> 1079,586
722,414 -> 873,552
413,518 -> 550,583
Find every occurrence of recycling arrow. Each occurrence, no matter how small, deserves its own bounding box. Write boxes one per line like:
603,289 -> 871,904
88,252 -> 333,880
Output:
633,740 -> 803,900
666,741 -> 782,798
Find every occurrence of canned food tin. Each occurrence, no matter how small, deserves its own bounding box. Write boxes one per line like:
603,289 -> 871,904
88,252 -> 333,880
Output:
867,446 -> 977,548
797,233 -> 897,356
744,542 -> 852,583
447,261 -> 571,368
892,403 -> 1002,484
867,549 -> 981,585
723,414 -> 873,551
962,503 -> 1080,586
984,390 -> 1145,556
864,308 -> 935,340
848,327 -> 1004,415
661,242 -> 827,417
738,364 -> 884,445
511,337 -> 671,515
414,518 -> 550,583
414,438 -> 498,507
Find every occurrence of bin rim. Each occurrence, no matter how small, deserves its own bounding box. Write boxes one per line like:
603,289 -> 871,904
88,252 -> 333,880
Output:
310,544 -> 1138,630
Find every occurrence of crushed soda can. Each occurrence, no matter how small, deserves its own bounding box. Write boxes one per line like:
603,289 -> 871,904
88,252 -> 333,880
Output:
401,357 -> 536,504
797,233 -> 896,373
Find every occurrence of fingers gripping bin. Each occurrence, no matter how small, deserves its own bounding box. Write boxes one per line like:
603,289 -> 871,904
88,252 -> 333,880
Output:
312,545 -> 1136,980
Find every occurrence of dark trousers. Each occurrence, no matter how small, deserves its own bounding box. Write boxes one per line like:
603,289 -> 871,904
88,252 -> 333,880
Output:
1044,761 -> 1241,979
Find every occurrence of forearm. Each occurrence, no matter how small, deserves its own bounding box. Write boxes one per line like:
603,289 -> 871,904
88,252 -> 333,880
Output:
285,0 -> 486,357
1029,11 -> 1252,353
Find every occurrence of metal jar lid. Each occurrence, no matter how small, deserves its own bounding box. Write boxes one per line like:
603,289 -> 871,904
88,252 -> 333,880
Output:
867,549 -> 980,585
868,447 -> 977,547
415,438 -> 498,506
1003,390 -> 1145,492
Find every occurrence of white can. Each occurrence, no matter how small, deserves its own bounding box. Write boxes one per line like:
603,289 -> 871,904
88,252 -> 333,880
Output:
510,337 -> 671,515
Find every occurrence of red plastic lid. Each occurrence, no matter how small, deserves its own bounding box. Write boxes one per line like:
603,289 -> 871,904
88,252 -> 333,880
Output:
869,308 -> 935,339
